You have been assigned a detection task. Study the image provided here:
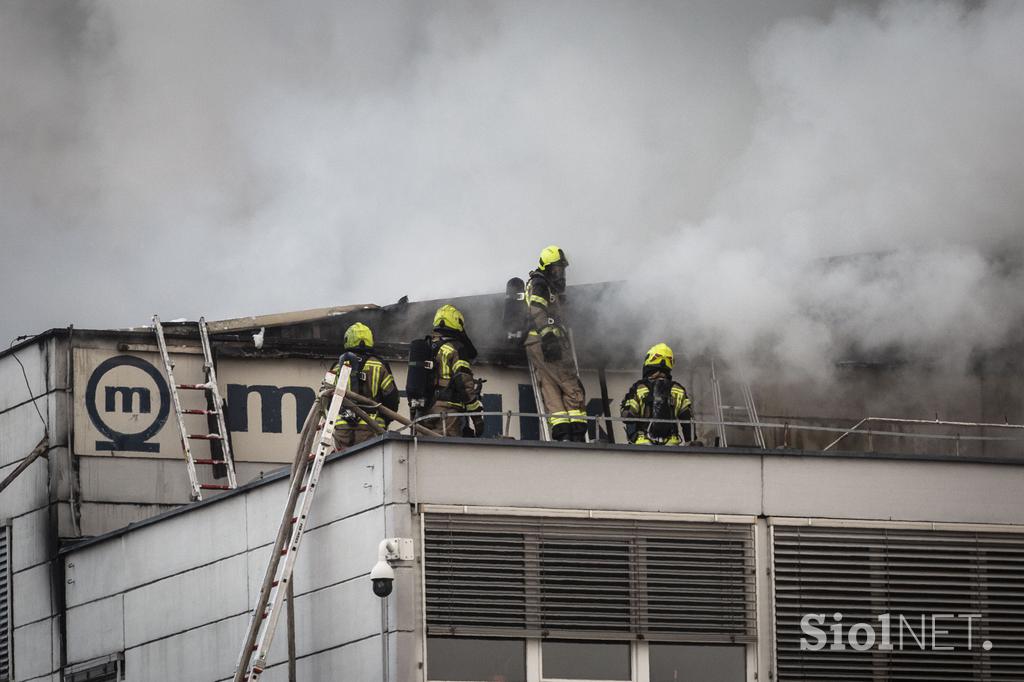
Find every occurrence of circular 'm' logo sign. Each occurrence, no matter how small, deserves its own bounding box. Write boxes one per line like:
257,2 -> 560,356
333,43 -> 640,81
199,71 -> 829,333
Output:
85,355 -> 171,452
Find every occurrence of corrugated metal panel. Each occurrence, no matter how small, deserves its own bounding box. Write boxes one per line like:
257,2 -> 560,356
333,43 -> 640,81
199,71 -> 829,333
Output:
773,525 -> 1024,681
0,523 -> 11,682
424,514 -> 756,643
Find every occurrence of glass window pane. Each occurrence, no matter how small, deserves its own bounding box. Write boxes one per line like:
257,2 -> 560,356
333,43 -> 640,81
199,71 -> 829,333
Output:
542,640 -> 630,680
427,637 -> 526,682
649,644 -> 746,682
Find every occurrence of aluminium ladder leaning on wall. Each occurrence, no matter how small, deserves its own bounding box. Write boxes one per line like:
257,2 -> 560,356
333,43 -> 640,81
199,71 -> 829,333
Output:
233,364 -> 352,681
153,315 -> 238,501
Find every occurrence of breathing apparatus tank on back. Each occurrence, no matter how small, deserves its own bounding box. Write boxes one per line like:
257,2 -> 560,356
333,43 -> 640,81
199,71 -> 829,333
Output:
405,338 -> 435,419
503,277 -> 528,343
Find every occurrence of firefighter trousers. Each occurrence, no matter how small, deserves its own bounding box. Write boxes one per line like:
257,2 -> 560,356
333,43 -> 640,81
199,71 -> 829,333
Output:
333,425 -> 378,452
421,402 -> 468,437
525,340 -> 586,440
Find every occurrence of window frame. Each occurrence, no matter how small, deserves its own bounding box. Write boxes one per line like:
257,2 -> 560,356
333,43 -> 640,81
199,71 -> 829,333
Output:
63,652 -> 125,682
426,637 -> 753,682
420,509 -> 759,682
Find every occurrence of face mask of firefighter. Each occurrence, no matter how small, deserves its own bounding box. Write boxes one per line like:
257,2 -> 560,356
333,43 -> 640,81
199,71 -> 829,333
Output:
546,264 -> 566,293
337,351 -> 368,423
646,377 -> 674,442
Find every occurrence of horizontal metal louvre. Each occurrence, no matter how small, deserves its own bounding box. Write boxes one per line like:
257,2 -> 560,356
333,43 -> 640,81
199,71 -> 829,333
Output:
65,661 -> 120,682
773,525 -> 1024,681
0,524 -> 10,682
425,514 -> 755,643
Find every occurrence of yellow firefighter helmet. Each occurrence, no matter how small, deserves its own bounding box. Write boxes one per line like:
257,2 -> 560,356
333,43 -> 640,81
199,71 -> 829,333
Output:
343,322 -> 374,350
433,304 -> 466,333
538,245 -> 569,271
644,343 -> 674,371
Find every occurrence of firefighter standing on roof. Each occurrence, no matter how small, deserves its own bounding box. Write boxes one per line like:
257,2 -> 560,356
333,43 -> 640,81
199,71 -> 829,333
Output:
620,343 -> 695,445
327,323 -> 400,451
420,304 -> 486,437
525,246 -> 587,442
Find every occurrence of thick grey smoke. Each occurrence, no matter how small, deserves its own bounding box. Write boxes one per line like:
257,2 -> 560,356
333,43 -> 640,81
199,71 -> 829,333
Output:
2,0 -> 1022,382
0,0 -> 848,339
634,0 -> 1024,379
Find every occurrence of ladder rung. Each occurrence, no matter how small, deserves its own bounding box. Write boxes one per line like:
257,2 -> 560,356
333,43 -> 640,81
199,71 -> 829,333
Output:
188,433 -> 223,440
193,458 -> 227,465
199,483 -> 231,490
177,383 -> 212,390
181,408 -> 218,416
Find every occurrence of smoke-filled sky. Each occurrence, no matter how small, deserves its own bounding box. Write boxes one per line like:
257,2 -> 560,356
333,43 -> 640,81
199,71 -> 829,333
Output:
2,0 -> 1022,376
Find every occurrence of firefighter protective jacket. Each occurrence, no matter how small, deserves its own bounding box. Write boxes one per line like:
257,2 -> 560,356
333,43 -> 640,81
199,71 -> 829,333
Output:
525,269 -> 568,341
620,370 -> 694,444
329,352 -> 400,429
430,333 -> 483,414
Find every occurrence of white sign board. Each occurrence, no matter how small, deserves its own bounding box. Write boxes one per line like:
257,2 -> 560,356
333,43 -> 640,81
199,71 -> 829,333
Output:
73,347 -> 633,463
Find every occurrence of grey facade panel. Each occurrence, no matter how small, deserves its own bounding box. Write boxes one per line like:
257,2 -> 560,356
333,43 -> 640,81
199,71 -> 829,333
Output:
0,407 -> 48,470
12,617 -> 57,682
763,456 -> 1024,524
13,563 -> 52,628
76,503 -> 179,539
0,342 -> 48,415
412,442 -> 764,515
65,596 -> 124,668
0,458 -> 49,522
77,458 -> 201,507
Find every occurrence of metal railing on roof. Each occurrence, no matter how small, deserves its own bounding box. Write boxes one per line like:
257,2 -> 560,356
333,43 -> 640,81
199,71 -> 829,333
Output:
371,408 -> 1024,455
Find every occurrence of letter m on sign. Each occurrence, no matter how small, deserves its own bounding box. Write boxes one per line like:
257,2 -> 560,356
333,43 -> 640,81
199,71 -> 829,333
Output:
105,386 -> 151,413
226,385 -> 316,434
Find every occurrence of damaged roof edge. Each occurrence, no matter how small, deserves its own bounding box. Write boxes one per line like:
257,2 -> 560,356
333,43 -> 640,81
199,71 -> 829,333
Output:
204,303 -> 381,333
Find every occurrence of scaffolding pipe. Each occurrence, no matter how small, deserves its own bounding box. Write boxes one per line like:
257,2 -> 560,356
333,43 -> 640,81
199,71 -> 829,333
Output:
0,438 -> 48,495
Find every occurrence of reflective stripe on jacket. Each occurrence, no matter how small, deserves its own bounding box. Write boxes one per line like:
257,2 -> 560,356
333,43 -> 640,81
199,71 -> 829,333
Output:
330,355 -> 399,428
432,337 -> 482,413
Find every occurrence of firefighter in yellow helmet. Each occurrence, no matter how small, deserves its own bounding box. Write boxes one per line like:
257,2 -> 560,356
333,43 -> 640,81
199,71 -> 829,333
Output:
326,322 -> 400,451
420,304 -> 485,437
620,343 -> 694,445
525,246 -> 587,442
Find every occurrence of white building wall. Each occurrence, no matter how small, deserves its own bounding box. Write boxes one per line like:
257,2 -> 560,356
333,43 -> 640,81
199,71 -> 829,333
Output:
1,337 -> 67,682
407,439 -> 1024,524
64,441 -> 412,682
60,436 -> 1024,682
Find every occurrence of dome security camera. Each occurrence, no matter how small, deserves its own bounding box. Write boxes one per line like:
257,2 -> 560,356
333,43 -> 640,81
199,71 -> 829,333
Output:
370,558 -> 395,598
371,538 -> 411,598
